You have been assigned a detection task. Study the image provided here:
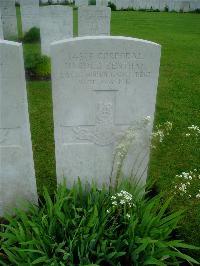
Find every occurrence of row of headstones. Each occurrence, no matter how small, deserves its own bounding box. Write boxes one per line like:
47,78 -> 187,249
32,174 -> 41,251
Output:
41,5 -> 111,55
15,0 -> 108,6
39,0 -> 108,6
0,0 -> 110,39
20,0 -> 109,36
110,0 -> 200,12
0,0 -> 198,42
0,0 -> 111,56
0,36 -> 161,216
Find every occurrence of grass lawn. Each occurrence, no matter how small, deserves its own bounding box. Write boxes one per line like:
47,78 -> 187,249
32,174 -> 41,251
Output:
17,8 -> 200,257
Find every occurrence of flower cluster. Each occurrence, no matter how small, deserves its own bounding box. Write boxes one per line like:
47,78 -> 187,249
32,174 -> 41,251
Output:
115,127 -> 135,161
173,169 -> 200,199
151,121 -> 172,148
187,125 -> 200,136
115,115 -> 152,159
107,190 -> 135,219
185,125 -> 200,139
111,190 -> 134,207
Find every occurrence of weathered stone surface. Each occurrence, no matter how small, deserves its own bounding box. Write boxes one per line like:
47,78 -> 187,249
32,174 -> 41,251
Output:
78,6 -> 111,37
179,1 -> 190,11
0,0 -> 18,38
0,10 -> 4,39
51,36 -> 161,187
0,41 -> 37,216
40,5 -> 73,56
96,0 -> 108,6
20,0 -> 40,34
75,0 -> 88,7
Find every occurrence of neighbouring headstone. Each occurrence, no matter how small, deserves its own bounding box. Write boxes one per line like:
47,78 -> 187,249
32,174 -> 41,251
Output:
159,0 -> 169,11
75,0 -> 88,7
51,36 -> 161,187
20,0 -> 40,34
40,6 -> 73,56
78,6 -> 111,37
0,0 -> 18,38
180,1 -> 190,11
0,40 -> 38,216
115,0 -> 134,10
0,10 -> 4,39
133,0 -> 140,10
96,0 -> 108,6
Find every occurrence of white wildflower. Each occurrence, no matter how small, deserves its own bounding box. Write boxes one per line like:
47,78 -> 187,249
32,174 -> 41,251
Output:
112,201 -> 117,206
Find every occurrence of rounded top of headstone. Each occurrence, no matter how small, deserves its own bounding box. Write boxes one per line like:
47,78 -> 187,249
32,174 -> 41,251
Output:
40,5 -> 73,15
78,6 -> 111,12
51,36 -> 161,49
0,40 -> 21,47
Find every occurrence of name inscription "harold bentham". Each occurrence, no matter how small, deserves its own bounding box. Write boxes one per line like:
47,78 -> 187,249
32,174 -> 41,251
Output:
55,50 -> 151,87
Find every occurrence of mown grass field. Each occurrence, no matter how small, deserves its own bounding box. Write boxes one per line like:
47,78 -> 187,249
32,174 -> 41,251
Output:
16,7 -> 200,257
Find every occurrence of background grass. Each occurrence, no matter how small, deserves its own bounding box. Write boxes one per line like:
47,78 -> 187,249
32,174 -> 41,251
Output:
16,8 -> 200,256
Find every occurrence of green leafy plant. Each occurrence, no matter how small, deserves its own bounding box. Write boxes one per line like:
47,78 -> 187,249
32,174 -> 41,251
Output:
108,2 -> 116,11
35,55 -> 51,78
23,27 -> 40,43
24,52 -> 51,80
0,180 -> 199,265
164,6 -> 169,12
89,0 -> 96,5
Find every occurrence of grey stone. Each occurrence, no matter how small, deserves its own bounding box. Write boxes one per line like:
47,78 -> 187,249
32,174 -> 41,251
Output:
0,10 -> 4,39
51,36 -> 161,187
75,0 -> 88,7
0,40 -> 38,216
40,5 -> 73,56
0,0 -> 18,38
20,0 -> 40,34
78,6 -> 111,37
96,0 -> 108,6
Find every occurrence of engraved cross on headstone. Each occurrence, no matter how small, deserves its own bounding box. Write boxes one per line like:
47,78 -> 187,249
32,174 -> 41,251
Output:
62,89 -> 129,147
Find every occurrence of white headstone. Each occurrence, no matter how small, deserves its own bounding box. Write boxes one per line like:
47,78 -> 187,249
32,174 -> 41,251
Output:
96,0 -> 108,6
0,10 -> 4,39
20,0 -> 40,34
75,0 -> 88,7
78,6 -> 111,37
0,41 -> 38,216
134,0 -> 140,10
180,1 -> 190,11
114,0 -> 130,9
0,0 -> 18,38
51,36 -> 161,187
40,6 -> 73,56
159,0 -> 169,11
